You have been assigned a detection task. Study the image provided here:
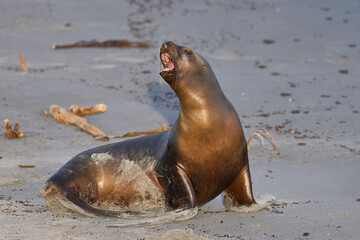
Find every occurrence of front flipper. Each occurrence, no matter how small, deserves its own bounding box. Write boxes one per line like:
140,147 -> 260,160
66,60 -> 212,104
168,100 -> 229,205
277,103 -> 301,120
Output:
223,165 -> 275,212
107,164 -> 198,227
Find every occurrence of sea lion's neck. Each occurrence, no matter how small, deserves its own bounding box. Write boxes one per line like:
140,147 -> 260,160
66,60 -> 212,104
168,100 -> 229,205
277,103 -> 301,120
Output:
175,79 -> 231,128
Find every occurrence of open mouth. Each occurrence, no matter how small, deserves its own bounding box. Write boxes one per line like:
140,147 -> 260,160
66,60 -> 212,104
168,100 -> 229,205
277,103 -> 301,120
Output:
160,52 -> 175,72
159,42 -> 177,83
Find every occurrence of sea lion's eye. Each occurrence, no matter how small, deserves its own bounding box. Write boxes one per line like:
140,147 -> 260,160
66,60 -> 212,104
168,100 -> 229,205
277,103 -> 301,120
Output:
184,48 -> 192,55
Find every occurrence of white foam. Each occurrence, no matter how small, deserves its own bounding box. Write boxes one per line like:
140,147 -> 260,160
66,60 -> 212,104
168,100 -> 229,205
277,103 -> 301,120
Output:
107,207 -> 198,228
223,194 -> 276,213
44,154 -> 166,217
113,159 -> 164,210
90,154 -> 165,211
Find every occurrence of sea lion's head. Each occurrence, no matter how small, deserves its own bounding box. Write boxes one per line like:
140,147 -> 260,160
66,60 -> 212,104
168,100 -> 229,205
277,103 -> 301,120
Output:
159,41 -> 225,110
159,41 -> 215,90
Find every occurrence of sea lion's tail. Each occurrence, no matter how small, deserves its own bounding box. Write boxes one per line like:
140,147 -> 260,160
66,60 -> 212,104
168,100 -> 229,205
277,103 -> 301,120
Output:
38,182 -> 160,219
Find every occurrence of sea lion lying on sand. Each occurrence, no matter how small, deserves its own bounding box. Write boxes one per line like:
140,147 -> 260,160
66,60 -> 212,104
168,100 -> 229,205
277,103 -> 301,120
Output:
40,41 -> 275,227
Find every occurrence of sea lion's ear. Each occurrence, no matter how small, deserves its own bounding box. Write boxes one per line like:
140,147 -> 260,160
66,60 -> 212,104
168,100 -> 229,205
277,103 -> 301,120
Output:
201,63 -> 206,69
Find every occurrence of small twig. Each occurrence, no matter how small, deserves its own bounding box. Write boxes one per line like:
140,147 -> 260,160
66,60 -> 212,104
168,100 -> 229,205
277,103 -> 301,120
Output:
96,122 -> 171,141
255,133 -> 264,146
19,164 -> 35,168
275,125 -> 282,134
159,121 -> 169,131
3,119 -> 25,139
43,109 -> 49,116
119,128 -> 167,138
18,53 -> 28,72
247,130 -> 277,151
275,120 -> 292,134
278,148 -> 282,159
95,136 -> 110,142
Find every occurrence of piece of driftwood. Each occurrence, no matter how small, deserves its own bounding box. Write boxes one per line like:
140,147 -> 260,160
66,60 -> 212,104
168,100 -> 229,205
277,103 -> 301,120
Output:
52,39 -> 151,50
95,122 -> 171,142
3,119 -> 25,139
70,104 -> 106,116
49,105 -> 106,137
18,53 -> 28,72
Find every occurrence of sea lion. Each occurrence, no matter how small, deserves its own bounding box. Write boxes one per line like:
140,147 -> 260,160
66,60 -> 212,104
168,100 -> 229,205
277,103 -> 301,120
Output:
40,41 -> 274,226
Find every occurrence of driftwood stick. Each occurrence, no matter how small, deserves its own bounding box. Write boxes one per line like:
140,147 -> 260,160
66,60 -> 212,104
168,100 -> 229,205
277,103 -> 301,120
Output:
117,121 -> 171,138
119,128 -> 169,138
70,104 -> 107,116
95,122 -> 171,141
52,39 -> 151,50
49,105 -> 106,137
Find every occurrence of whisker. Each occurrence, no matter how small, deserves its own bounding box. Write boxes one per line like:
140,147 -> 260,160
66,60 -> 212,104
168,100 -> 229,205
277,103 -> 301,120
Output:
158,49 -> 165,92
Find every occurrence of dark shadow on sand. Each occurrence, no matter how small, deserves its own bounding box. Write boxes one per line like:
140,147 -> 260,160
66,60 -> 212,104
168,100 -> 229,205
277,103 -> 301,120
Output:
145,81 -> 179,126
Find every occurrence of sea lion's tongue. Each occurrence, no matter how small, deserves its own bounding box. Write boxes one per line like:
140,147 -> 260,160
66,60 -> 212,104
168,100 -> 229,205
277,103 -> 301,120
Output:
164,61 -> 174,71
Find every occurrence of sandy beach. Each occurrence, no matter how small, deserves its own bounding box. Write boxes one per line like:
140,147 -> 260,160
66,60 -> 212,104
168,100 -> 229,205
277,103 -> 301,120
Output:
1,0 -> 359,239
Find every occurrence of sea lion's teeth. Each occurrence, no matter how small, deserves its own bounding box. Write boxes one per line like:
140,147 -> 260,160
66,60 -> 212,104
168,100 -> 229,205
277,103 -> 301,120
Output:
161,53 -> 171,64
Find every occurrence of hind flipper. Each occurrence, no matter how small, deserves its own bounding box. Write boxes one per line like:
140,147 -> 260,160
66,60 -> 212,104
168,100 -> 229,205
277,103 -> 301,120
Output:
39,183 -> 163,219
60,189 -> 163,219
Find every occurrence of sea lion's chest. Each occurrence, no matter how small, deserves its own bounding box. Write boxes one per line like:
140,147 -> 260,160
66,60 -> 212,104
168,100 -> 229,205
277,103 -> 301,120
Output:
168,116 -> 245,204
